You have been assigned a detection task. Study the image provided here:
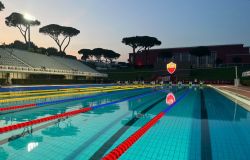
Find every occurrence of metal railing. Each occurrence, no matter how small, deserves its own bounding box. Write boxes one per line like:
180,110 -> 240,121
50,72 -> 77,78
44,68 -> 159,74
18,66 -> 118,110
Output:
0,65 -> 107,77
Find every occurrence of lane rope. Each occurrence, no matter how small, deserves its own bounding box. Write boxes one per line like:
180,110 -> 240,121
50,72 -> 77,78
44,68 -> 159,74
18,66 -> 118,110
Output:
0,85 -> 136,98
0,85 -> 155,103
102,89 -> 191,160
0,88 -> 151,112
0,89 -> 164,134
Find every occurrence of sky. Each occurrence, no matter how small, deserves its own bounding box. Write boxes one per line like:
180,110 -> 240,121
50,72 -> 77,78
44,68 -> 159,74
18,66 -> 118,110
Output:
0,0 -> 250,61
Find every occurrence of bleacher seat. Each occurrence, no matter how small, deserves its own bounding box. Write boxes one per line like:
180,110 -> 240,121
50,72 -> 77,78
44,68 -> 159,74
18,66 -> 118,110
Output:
0,49 -> 28,67
51,56 -> 99,73
0,48 -> 104,77
12,49 -> 70,70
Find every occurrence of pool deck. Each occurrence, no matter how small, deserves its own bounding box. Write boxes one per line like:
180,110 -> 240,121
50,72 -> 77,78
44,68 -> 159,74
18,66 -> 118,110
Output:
210,85 -> 250,111
216,85 -> 250,99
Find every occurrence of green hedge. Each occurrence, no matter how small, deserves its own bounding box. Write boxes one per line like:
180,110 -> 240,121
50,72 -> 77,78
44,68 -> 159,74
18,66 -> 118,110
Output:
10,79 -> 99,85
0,79 -> 5,84
190,67 -> 250,81
104,68 -> 155,81
241,77 -> 250,86
241,80 -> 250,86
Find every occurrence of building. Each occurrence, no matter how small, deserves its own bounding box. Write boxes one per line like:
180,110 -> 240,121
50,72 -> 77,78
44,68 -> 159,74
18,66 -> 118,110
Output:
129,44 -> 250,68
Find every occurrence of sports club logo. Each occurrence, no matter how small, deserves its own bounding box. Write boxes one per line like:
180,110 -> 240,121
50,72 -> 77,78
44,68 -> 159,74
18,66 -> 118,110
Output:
166,62 -> 176,74
166,92 -> 176,105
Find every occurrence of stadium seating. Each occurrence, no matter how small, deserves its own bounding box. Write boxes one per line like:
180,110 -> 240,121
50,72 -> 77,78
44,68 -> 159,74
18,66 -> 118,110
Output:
0,49 -> 28,67
12,49 -> 70,70
0,48 -> 106,77
51,56 -> 99,73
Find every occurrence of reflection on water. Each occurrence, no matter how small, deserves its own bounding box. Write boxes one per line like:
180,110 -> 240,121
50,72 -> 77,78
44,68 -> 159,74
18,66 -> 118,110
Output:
166,92 -> 175,105
0,92 -> 125,124
204,88 -> 248,121
8,135 -> 43,150
27,142 -> 39,152
42,121 -> 80,137
88,104 -> 120,115
0,106 -> 68,124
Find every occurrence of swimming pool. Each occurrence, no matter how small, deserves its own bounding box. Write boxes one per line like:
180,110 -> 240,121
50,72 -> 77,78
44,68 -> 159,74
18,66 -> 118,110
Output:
0,85 -> 250,160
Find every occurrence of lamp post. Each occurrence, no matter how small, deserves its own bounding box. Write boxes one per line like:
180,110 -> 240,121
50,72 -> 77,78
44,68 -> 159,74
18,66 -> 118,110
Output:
24,13 -> 36,49
234,66 -> 239,87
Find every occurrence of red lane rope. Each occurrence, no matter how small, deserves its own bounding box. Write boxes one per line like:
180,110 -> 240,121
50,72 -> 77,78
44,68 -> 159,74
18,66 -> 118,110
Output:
0,104 -> 36,112
102,112 -> 164,160
0,107 -> 92,134
102,89 -> 191,160
0,90 -> 159,134
0,88 -> 145,112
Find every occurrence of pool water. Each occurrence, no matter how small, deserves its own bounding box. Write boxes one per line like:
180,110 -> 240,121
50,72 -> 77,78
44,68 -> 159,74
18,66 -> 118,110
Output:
0,86 -> 250,160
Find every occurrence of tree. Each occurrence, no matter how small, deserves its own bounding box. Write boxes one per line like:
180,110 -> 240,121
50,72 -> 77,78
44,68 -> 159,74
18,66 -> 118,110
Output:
78,49 -> 92,61
46,47 -> 58,56
122,36 -> 140,54
190,46 -> 211,67
122,36 -> 161,65
122,36 -> 161,53
78,48 -> 120,63
92,48 -> 104,62
39,24 -> 80,53
138,36 -> 161,51
139,36 -> 161,66
103,49 -> 120,63
36,47 -> 47,54
5,12 -> 40,44
0,1 -> 4,11
8,40 -> 27,50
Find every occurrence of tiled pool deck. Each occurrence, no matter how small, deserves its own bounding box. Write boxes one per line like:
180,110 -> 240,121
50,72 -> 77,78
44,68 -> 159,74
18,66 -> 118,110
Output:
216,85 -> 250,99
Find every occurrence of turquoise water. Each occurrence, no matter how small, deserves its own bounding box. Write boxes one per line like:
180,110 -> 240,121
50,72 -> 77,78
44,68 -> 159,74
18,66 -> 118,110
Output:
0,86 -> 250,160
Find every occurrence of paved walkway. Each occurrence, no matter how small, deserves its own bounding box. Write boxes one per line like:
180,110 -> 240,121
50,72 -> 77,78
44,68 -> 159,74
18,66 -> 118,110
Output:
216,85 -> 250,100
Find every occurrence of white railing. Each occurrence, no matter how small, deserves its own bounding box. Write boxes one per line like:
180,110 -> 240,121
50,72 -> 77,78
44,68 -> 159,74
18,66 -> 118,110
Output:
0,65 -> 107,77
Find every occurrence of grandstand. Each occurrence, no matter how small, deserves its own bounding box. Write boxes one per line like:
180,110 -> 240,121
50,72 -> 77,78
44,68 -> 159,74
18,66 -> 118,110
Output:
0,49 -> 28,67
51,56 -> 99,73
0,48 -> 107,84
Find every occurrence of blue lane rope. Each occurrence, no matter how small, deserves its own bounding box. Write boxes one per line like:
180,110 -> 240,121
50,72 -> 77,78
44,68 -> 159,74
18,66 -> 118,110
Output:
163,89 -> 191,113
35,88 -> 152,107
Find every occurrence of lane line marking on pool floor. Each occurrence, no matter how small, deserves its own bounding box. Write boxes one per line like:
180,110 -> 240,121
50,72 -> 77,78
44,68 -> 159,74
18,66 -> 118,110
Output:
64,94 -> 168,160
0,90 -> 167,146
90,96 -> 166,160
200,90 -> 212,160
102,89 -> 191,160
0,89 -> 165,134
